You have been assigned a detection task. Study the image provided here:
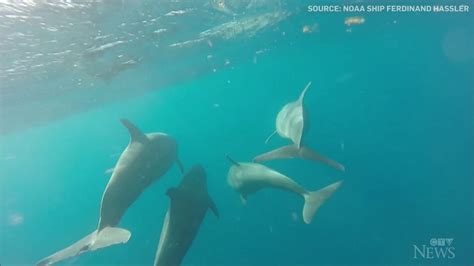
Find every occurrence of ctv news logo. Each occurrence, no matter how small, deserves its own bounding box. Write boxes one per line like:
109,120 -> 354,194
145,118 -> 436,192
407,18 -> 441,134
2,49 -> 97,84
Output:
413,238 -> 455,260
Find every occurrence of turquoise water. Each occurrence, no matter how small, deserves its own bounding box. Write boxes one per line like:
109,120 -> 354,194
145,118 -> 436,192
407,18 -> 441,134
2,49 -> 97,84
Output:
1,1 -> 474,265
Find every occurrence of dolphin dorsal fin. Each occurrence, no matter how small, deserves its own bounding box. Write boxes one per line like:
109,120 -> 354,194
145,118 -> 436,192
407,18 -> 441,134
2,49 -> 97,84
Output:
120,119 -> 148,143
225,154 -> 240,166
297,81 -> 312,104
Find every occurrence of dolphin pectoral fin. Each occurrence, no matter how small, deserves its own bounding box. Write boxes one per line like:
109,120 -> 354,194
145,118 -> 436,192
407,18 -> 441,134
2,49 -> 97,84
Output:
253,144 -> 299,162
120,119 -> 148,143
176,158 -> 185,174
264,130 -> 278,144
302,180 -> 343,224
208,197 -> 219,218
299,146 -> 345,172
89,227 -> 131,251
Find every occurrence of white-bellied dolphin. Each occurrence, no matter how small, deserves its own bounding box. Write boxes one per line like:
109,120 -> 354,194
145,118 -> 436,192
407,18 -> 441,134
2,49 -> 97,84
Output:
154,165 -> 218,266
256,82 -> 345,172
36,119 -> 183,266
270,81 -> 312,148
226,155 -> 342,224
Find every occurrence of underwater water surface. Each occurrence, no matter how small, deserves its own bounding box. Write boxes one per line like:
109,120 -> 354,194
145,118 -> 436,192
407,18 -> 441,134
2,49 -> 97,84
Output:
1,0 -> 473,265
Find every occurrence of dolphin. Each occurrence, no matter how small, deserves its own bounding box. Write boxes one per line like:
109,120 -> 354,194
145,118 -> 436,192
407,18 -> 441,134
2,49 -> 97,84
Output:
36,119 -> 183,266
255,82 -> 345,172
226,156 -> 342,224
154,165 -> 218,266
271,81 -> 312,148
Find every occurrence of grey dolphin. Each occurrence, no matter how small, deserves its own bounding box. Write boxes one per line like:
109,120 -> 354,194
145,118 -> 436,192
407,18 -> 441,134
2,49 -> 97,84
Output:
154,165 -> 218,266
37,119 -> 183,266
255,82 -> 345,172
226,156 -> 342,224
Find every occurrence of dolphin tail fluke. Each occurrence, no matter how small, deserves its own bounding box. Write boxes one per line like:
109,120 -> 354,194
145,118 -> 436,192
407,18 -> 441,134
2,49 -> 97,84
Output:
88,226 -> 131,251
36,227 -> 130,266
36,230 -> 98,266
253,144 -> 345,172
298,146 -> 345,172
302,181 -> 343,224
253,144 -> 297,162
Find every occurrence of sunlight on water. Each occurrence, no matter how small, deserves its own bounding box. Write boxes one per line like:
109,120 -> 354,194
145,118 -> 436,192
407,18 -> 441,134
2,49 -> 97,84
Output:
0,0 -> 289,134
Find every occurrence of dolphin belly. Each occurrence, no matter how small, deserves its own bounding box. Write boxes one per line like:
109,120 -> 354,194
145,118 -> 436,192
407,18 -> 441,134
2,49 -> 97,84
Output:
97,156 -> 176,230
97,179 -> 145,230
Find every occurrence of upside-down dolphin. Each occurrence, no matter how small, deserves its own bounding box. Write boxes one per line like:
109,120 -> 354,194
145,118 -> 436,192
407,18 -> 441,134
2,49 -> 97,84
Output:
226,156 -> 342,224
255,82 -> 345,172
37,119 -> 183,266
154,165 -> 218,266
